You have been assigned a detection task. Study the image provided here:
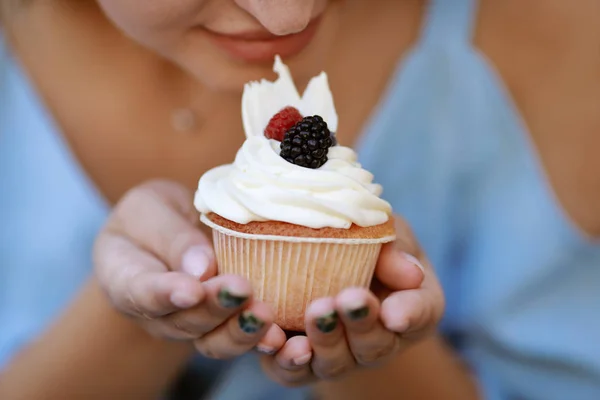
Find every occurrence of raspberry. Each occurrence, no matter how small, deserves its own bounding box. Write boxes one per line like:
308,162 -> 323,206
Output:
264,106 -> 303,141
280,115 -> 333,169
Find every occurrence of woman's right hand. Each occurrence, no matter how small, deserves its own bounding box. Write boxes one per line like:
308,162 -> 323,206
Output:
93,180 -> 286,359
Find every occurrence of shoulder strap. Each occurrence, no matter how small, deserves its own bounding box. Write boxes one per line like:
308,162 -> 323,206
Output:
419,0 -> 479,47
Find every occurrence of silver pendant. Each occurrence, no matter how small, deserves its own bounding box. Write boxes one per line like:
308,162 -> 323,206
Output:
171,108 -> 196,133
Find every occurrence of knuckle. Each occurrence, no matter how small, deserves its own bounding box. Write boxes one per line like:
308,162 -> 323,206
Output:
171,318 -> 204,340
121,271 -> 156,319
114,181 -> 177,229
139,179 -> 186,197
354,337 -> 398,366
264,372 -> 299,388
172,325 -> 198,339
231,335 -> 256,348
109,291 -> 138,318
260,358 -> 314,387
355,348 -> 391,366
144,321 -> 185,341
138,180 -> 193,215
272,369 -> 313,387
412,296 -> 442,338
101,270 -> 140,318
231,330 -> 262,346
117,185 -> 157,220
354,351 -> 381,365
315,363 -> 353,380
193,340 -> 230,360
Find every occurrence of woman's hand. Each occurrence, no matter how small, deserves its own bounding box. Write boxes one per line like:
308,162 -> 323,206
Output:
260,216 -> 445,386
93,180 -> 286,359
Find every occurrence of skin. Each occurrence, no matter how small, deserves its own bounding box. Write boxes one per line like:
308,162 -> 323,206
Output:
1,0 -> 599,398
92,180 -> 441,385
95,0 -> 332,90
0,279 -> 194,399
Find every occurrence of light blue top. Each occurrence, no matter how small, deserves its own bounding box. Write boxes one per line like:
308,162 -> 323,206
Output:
2,0 -> 599,399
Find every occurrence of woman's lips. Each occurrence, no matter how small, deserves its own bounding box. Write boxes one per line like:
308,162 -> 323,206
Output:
203,18 -> 321,63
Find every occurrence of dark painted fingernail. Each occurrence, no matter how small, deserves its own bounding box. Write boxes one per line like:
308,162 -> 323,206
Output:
315,311 -> 338,333
346,305 -> 369,320
238,311 -> 265,334
218,289 -> 248,308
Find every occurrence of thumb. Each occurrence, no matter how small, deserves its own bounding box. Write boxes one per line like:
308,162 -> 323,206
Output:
180,244 -> 217,281
108,180 -> 217,281
375,244 -> 425,291
374,215 -> 425,290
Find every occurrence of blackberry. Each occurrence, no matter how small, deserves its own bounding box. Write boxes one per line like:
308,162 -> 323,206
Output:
280,115 -> 333,169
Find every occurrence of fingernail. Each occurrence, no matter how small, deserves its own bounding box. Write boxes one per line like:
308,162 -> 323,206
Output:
181,246 -> 212,278
387,318 -> 411,334
255,345 -> 276,355
238,311 -> 265,334
315,311 -> 338,333
218,288 -> 248,308
170,291 -> 200,309
346,305 -> 369,320
293,353 -> 312,366
400,252 -> 425,274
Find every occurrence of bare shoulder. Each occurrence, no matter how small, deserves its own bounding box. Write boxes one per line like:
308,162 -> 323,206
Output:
477,0 -> 600,237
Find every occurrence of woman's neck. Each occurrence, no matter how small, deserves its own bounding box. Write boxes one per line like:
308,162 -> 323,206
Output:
6,0 -> 188,97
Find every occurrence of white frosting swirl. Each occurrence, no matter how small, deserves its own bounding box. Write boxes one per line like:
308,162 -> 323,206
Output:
194,136 -> 392,229
194,56 -> 391,229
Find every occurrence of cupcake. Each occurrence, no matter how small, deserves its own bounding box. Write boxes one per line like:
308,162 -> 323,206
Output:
194,57 -> 395,331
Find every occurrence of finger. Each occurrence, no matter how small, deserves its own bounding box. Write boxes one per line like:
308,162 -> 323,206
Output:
106,180 -> 216,279
94,234 -> 205,318
193,302 -> 273,359
165,274 -> 252,337
375,244 -> 425,291
260,335 -> 314,387
255,324 -> 287,356
305,298 -> 356,380
335,288 -> 400,367
380,289 -> 443,341
126,271 -> 206,319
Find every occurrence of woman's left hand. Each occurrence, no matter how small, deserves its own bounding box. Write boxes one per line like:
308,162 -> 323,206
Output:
259,215 -> 445,386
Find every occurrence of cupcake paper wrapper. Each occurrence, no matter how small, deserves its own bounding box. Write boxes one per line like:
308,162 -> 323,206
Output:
202,214 -> 395,331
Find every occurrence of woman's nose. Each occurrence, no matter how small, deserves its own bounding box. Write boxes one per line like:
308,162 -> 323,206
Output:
235,0 -> 317,36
